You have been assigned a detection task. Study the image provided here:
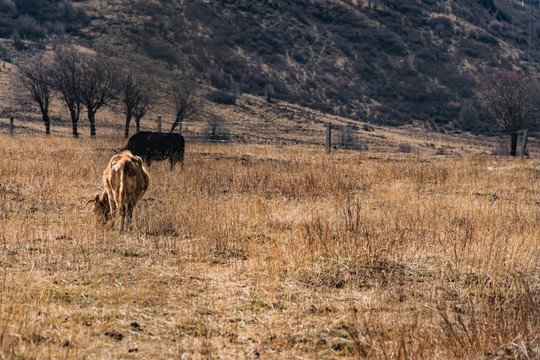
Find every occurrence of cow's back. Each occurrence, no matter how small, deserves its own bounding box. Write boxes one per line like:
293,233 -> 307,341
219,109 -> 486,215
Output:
104,151 -> 148,202
123,132 -> 185,166
121,155 -> 149,205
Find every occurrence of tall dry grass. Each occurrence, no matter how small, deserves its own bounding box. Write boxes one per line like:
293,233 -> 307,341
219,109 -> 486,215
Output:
0,135 -> 539,359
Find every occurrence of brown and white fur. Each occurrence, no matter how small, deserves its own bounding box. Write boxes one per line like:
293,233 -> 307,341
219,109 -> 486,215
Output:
91,151 -> 149,231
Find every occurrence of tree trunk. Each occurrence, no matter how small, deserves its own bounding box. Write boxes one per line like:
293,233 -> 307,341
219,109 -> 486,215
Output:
510,132 -> 518,157
171,117 -> 182,135
72,121 -> 78,138
70,108 -> 79,138
39,103 -> 50,135
135,116 -> 141,133
88,109 -> 96,138
124,112 -> 132,138
43,112 -> 50,135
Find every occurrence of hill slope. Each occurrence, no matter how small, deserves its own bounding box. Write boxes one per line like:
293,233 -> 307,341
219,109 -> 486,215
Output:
2,0 -> 540,131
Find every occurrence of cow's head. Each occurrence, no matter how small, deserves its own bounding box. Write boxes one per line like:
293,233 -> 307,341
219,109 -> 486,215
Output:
89,192 -> 110,223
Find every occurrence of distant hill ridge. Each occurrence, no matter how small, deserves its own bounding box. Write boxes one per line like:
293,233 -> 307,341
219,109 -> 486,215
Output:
1,0 -> 539,132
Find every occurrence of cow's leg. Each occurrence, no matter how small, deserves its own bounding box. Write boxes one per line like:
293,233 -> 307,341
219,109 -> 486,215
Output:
119,204 -> 127,231
170,154 -> 183,170
126,204 -> 134,231
107,196 -> 117,228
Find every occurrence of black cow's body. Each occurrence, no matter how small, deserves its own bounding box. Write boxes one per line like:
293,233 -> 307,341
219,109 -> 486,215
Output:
121,131 -> 185,169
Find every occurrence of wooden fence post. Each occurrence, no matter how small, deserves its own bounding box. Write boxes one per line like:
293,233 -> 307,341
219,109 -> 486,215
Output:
326,122 -> 332,154
157,115 -> 162,132
9,117 -> 13,136
520,129 -> 529,160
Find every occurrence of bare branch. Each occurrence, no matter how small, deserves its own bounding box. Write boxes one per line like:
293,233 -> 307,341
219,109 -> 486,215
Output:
51,42 -> 83,137
170,74 -> 205,134
479,70 -> 540,156
13,50 -> 54,135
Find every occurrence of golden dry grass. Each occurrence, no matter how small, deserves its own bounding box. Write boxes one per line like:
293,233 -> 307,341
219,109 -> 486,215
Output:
0,135 -> 539,359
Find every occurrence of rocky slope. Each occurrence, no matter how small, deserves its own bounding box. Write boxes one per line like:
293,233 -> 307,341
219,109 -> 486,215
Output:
2,0 -> 540,131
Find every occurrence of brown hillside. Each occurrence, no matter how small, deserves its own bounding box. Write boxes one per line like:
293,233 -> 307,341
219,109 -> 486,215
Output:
2,0 -> 540,131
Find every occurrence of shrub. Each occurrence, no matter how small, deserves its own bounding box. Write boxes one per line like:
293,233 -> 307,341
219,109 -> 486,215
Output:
0,0 -> 16,14
0,43 -> 9,61
45,21 -> 65,35
209,69 -> 229,90
477,33 -> 498,45
245,73 -> 267,92
59,1 -> 89,24
206,91 -> 236,105
15,0 -> 40,17
16,15 -> 46,40
488,20 -> 503,33
374,31 -> 407,56
11,30 -> 25,50
430,16 -> 454,36
141,40 -> 179,65
398,143 -> 413,153
311,102 -> 334,115
0,17 -> 12,38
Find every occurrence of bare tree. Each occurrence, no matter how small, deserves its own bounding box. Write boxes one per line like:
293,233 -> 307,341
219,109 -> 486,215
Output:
170,75 -> 204,135
480,70 -> 540,156
133,86 -> 152,134
51,43 -> 82,138
118,62 -> 153,138
14,50 -> 54,135
77,51 -> 119,137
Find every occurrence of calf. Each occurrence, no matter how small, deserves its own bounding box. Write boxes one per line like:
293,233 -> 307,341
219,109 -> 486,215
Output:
91,151 -> 150,231
119,131 -> 185,169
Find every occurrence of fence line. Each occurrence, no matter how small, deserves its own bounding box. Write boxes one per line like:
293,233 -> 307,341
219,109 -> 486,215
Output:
2,115 -> 538,157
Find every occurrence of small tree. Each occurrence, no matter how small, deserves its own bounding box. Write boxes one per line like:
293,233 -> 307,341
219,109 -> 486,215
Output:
170,75 -> 204,135
118,62 -> 153,138
480,70 -> 540,156
133,88 -> 152,134
51,43 -> 82,138
76,51 -> 119,137
14,50 -> 54,135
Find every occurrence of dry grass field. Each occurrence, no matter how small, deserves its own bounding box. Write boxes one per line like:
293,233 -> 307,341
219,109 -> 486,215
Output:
0,135 -> 539,359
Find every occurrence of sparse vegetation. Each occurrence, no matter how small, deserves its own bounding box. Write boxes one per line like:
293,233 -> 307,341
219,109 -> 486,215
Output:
0,136 -> 538,358
3,0 -> 540,128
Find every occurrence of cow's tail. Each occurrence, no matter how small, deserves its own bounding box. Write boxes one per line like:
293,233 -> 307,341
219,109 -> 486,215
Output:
119,160 -> 137,207
119,162 -> 129,211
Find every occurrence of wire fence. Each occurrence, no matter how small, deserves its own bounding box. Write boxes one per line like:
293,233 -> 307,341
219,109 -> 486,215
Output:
1,115 -> 539,158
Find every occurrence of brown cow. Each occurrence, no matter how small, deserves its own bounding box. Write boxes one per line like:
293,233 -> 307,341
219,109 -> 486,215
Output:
91,150 -> 149,231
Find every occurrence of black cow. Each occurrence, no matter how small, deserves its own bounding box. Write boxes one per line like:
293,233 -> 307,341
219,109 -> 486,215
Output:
120,131 -> 185,169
